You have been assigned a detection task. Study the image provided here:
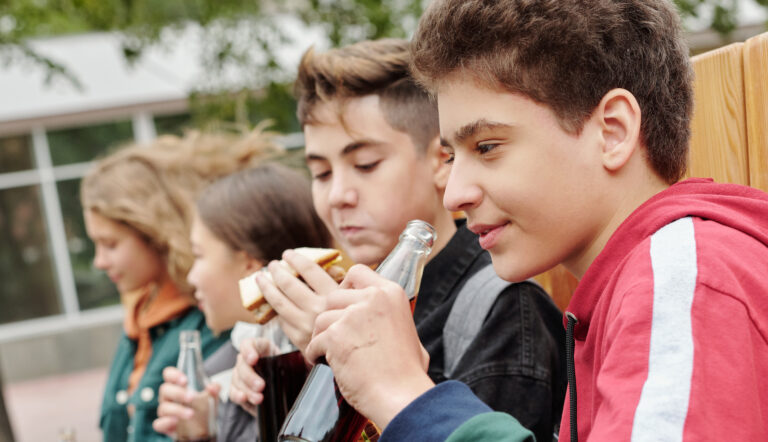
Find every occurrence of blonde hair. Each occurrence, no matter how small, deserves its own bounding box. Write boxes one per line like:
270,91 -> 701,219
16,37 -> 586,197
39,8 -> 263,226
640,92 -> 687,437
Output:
81,126 -> 281,296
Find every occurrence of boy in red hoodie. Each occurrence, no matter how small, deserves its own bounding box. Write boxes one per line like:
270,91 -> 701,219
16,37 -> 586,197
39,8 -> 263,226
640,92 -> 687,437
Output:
303,0 -> 768,441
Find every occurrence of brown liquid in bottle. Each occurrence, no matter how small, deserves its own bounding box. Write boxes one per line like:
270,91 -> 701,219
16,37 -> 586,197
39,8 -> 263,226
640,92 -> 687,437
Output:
255,350 -> 310,441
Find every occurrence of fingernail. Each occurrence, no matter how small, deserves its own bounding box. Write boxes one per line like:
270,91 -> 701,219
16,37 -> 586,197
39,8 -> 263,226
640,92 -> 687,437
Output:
184,408 -> 194,419
253,378 -> 264,389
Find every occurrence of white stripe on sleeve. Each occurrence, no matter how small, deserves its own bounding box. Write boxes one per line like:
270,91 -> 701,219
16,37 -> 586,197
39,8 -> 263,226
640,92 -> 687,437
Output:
631,217 -> 698,442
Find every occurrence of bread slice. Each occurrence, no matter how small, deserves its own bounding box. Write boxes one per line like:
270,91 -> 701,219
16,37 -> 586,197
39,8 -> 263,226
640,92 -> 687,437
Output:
239,248 -> 342,324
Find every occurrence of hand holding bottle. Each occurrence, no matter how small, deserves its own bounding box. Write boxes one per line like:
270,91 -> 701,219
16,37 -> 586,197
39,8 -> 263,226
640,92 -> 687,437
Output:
153,367 -> 220,435
172,330 -> 217,442
228,336 -> 275,416
305,264 -> 435,430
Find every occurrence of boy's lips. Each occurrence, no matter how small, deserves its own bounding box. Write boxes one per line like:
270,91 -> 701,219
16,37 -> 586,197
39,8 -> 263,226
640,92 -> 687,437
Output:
468,221 -> 510,250
338,225 -> 364,237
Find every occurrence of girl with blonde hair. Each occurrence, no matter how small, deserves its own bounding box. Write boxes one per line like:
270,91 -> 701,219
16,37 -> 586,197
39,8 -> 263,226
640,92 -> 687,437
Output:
81,128 -> 278,442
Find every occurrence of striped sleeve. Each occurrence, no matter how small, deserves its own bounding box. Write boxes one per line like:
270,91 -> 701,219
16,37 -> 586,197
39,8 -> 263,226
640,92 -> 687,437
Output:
631,217 -> 697,442
592,217 -> 768,441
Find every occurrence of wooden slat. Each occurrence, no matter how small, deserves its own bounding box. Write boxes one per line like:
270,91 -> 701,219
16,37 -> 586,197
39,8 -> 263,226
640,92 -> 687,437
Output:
533,265 -> 579,313
744,33 -> 768,192
688,42 -> 749,185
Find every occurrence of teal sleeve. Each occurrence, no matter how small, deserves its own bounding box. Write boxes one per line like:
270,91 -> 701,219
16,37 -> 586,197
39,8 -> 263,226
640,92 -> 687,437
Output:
446,412 -> 536,442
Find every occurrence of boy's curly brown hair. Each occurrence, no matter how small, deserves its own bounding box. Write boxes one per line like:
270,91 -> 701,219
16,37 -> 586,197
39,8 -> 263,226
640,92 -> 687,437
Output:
412,0 -> 693,183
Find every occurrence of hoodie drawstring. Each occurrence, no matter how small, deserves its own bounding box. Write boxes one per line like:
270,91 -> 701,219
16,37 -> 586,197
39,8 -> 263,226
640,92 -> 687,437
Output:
565,312 -> 578,442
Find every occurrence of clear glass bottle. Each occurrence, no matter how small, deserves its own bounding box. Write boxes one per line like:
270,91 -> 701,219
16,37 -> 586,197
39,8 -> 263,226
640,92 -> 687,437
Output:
175,330 -> 217,442
278,220 -> 436,442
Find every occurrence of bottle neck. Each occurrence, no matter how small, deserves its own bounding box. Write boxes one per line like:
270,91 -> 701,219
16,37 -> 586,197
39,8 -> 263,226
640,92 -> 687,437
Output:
376,236 -> 432,301
177,341 -> 207,390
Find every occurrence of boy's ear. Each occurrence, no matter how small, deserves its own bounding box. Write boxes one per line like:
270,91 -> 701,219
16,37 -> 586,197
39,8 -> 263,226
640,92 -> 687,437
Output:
596,88 -> 642,173
425,136 -> 452,190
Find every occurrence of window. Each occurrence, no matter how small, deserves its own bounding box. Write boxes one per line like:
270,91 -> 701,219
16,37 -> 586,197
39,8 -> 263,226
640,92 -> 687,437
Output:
0,111 -> 305,326
56,178 -> 119,310
0,185 -> 61,324
0,135 -> 35,174
0,117 -> 138,324
46,120 -> 133,166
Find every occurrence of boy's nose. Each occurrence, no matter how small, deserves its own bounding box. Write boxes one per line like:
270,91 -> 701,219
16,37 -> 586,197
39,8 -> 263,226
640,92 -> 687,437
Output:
328,176 -> 358,208
443,163 -> 482,213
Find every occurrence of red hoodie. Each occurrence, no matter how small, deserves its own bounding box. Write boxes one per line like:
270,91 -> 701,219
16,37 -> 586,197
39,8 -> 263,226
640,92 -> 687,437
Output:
561,178 -> 768,441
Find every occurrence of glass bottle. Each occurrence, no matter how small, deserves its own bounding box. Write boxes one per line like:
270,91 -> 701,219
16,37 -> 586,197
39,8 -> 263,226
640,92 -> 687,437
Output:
175,330 -> 217,442
278,220 -> 436,442
254,320 -> 311,442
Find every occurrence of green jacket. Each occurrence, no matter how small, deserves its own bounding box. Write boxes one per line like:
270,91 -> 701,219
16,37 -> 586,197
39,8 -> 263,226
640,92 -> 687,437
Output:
100,308 -> 229,442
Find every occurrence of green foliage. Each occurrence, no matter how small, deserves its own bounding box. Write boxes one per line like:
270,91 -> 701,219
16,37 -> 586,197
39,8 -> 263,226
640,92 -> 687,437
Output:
1,0 -> 766,129
187,82 -> 300,133
674,0 -> 742,34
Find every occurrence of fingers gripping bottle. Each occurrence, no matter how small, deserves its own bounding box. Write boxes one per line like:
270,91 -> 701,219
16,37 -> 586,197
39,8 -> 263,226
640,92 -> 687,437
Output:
278,220 -> 436,442
175,330 -> 217,442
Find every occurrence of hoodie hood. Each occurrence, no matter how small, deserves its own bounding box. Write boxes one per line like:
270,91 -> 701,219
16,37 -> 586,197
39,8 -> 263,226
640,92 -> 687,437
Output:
565,178 -> 768,338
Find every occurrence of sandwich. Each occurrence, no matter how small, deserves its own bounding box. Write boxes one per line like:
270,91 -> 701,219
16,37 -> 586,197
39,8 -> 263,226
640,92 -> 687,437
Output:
239,247 -> 343,324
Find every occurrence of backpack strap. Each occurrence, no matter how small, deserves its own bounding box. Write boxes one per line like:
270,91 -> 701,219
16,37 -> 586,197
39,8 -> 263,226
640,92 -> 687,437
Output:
443,263 -> 511,377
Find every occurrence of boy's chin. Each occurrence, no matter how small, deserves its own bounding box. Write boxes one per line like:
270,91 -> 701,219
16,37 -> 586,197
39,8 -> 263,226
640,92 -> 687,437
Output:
487,253 -> 543,283
345,245 -> 388,268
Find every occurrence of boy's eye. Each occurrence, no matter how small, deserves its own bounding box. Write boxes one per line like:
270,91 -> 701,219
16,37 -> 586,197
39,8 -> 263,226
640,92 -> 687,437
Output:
355,160 -> 381,172
312,170 -> 331,181
444,153 -> 455,164
476,143 -> 498,154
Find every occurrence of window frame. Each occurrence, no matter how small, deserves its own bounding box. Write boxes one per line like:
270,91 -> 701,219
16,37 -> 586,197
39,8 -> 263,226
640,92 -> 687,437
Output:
0,107 -> 305,339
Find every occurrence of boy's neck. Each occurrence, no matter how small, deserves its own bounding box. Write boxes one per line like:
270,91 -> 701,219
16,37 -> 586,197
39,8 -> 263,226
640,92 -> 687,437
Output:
565,171 -> 670,279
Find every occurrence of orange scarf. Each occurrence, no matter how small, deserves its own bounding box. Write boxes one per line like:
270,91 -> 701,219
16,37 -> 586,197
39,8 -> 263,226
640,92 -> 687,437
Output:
123,279 -> 196,393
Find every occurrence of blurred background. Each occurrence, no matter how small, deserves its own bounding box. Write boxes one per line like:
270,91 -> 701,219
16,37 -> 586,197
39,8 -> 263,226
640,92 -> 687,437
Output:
0,0 -> 766,440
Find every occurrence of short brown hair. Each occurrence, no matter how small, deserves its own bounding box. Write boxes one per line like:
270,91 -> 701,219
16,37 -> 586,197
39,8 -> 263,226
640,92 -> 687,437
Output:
412,0 -> 693,183
196,163 -> 333,262
295,38 -> 439,151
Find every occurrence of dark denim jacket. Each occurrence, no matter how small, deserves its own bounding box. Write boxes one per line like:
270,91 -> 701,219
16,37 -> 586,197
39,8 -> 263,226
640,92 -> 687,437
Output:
414,221 -> 567,442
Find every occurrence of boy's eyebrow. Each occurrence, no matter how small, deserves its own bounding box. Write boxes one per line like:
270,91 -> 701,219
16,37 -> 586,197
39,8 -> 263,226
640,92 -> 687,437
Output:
341,139 -> 382,156
450,119 -> 514,145
305,139 -> 382,162
305,152 -> 327,163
